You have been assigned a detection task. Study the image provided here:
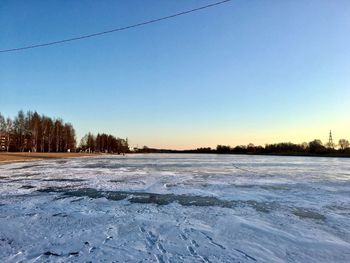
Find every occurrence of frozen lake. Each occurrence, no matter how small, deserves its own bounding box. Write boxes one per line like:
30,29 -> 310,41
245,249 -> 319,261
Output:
0,154 -> 349,262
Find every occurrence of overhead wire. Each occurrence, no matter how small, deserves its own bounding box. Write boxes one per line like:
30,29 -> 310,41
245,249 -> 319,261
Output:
0,0 -> 231,53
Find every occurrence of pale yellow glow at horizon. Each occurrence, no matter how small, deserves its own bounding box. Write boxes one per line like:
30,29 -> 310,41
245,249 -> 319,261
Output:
130,121 -> 350,150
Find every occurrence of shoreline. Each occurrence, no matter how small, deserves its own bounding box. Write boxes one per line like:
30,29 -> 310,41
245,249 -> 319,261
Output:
0,152 -> 102,165
133,151 -> 350,159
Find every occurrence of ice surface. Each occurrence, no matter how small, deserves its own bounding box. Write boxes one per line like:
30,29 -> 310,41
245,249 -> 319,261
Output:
0,154 -> 350,262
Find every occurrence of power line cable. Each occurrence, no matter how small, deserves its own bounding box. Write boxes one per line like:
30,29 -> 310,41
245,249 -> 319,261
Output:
0,0 -> 231,53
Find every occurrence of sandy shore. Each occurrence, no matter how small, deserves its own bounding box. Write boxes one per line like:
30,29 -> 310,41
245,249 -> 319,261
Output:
0,152 -> 100,164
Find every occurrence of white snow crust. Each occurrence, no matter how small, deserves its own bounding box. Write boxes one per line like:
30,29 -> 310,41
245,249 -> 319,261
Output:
0,154 -> 349,262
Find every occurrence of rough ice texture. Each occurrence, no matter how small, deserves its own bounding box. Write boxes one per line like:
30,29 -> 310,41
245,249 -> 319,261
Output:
0,154 -> 349,262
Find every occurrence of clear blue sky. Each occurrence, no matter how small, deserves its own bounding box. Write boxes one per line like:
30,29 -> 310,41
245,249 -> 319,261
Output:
1,0 -> 349,149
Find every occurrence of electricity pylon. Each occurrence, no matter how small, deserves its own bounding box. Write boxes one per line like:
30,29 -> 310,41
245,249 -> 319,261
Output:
327,130 -> 334,148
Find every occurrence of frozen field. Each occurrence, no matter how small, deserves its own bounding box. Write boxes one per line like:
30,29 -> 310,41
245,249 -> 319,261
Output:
0,154 -> 350,262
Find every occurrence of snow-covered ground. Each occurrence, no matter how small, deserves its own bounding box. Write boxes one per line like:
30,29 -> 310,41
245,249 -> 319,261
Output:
0,154 -> 349,262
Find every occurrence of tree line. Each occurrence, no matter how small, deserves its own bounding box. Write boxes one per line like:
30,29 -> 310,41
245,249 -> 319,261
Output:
0,110 -> 129,154
0,110 -> 76,152
214,139 -> 350,155
135,139 -> 350,157
78,132 -> 129,154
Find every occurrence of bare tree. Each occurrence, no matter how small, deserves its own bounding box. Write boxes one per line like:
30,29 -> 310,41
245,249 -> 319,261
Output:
54,119 -> 63,152
31,111 -> 41,152
5,118 -> 13,152
0,111 -> 76,153
46,118 -> 54,152
14,110 -> 26,152
338,139 -> 350,150
63,123 -> 76,152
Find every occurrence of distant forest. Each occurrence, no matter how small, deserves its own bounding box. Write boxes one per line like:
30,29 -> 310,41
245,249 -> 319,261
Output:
1,111 -> 348,157
135,140 -> 350,157
0,111 -> 128,153
79,132 -> 129,154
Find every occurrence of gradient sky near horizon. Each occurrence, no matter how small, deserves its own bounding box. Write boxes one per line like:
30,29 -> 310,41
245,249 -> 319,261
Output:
1,0 -> 350,149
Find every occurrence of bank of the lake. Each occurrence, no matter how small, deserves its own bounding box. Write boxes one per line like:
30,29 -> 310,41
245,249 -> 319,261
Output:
0,152 -> 101,164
